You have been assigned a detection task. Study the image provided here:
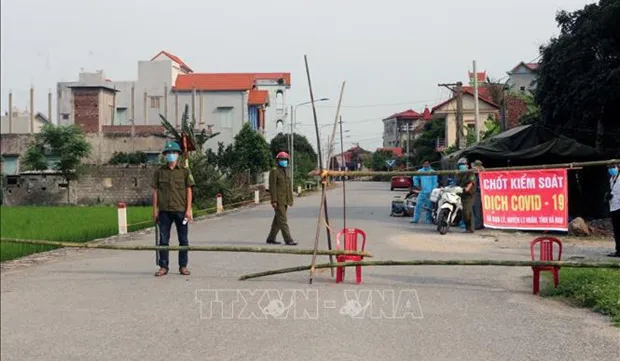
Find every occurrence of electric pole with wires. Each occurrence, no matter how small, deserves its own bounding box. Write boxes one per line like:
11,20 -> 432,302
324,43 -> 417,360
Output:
438,81 -> 464,150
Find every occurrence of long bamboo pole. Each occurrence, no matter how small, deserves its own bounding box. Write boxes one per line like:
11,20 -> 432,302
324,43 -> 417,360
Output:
238,259 -> 620,280
0,238 -> 373,257
304,54 -> 333,284
311,159 -> 620,178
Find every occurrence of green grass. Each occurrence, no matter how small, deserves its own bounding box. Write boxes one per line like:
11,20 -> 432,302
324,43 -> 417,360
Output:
542,268 -> 620,325
0,206 -> 152,261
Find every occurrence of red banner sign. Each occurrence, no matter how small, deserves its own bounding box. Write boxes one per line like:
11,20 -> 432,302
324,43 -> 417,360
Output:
479,168 -> 568,231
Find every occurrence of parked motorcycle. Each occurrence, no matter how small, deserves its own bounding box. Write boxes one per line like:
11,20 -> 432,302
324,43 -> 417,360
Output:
429,186 -> 463,235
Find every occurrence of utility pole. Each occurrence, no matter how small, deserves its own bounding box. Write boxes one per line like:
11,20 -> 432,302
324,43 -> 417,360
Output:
290,105 -> 294,191
438,81 -> 464,150
473,60 -> 480,143
339,116 -> 347,229
407,119 -> 412,169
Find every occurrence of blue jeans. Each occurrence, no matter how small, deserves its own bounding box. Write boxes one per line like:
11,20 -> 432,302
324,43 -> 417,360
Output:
413,192 -> 433,223
157,211 -> 189,269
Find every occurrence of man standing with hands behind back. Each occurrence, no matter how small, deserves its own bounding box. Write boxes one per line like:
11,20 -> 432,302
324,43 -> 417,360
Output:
152,141 -> 195,277
266,151 -> 297,246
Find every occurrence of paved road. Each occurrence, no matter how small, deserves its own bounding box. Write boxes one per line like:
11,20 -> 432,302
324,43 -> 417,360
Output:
1,182 -> 618,361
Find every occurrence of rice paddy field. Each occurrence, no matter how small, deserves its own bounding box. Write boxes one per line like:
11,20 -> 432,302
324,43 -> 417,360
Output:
0,206 -> 153,261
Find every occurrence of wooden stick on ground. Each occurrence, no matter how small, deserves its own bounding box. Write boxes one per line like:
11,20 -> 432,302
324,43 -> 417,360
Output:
0,238 -> 373,257
238,259 -> 620,280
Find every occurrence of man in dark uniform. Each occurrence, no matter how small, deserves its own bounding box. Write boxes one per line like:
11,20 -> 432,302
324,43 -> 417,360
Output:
472,160 -> 485,230
457,157 -> 476,233
266,152 -> 297,245
151,141 -> 195,277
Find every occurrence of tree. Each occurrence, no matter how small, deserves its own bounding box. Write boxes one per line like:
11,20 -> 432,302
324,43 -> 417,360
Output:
411,118 -> 445,165
230,123 -> 272,181
535,0 -> 620,153
160,104 -> 220,153
270,132 -> 318,185
21,124 -> 91,201
367,150 -> 394,171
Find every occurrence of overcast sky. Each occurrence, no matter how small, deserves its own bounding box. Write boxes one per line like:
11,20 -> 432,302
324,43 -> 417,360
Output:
1,0 -> 594,150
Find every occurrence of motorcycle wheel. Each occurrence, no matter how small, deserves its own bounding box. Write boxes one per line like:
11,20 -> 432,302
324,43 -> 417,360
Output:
437,209 -> 450,235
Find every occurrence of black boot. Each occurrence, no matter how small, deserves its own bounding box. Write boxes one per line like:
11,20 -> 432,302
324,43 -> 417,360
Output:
284,240 -> 298,246
266,239 -> 281,245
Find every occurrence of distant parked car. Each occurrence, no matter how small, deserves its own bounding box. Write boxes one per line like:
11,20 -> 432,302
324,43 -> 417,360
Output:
390,176 -> 411,191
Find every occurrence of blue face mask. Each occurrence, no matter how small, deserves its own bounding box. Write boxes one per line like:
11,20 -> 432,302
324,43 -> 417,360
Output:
458,164 -> 467,171
278,160 -> 289,168
165,153 -> 179,163
423,165 -> 430,171
609,168 -> 619,177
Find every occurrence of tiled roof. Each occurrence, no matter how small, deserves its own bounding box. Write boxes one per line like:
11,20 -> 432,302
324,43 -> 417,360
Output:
248,90 -> 269,105
384,109 -> 422,121
174,74 -> 255,91
508,61 -> 540,74
151,50 -> 193,73
173,73 -> 291,91
422,107 -> 432,121
245,73 -> 291,86
431,87 -> 499,113
377,147 -> 403,157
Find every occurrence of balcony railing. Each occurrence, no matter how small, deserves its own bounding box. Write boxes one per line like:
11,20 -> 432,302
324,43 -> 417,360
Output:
435,137 -> 446,152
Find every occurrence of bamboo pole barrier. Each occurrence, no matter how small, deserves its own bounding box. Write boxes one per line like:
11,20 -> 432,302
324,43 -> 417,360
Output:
311,159 -> 620,178
0,238 -> 373,257
238,259 -> 620,280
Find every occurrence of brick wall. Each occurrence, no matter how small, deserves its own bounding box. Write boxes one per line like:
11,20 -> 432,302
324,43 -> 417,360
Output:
2,165 -> 156,206
74,89 -> 100,133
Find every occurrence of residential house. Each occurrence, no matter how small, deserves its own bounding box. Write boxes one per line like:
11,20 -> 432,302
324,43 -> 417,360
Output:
330,146 -> 370,170
1,109 -> 52,175
431,86 -> 500,148
1,107 -> 50,134
56,50 -> 291,152
382,107 -> 432,148
506,62 -> 539,93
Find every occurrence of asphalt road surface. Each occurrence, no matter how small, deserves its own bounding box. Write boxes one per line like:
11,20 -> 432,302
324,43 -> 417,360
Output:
1,182 -> 619,361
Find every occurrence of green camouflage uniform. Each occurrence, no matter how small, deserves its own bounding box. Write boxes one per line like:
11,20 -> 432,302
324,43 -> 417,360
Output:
458,172 -> 476,232
266,167 -> 294,242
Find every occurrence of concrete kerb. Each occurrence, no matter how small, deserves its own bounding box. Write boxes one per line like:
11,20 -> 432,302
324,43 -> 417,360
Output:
0,185 -> 336,272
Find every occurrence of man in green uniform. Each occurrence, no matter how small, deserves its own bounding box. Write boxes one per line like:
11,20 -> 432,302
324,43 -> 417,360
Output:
151,141 -> 195,276
266,151 -> 297,246
472,160 -> 485,230
457,157 -> 476,233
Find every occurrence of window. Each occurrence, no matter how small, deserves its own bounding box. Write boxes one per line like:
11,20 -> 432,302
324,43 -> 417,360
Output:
116,107 -> 128,125
216,107 -> 234,129
275,90 -> 284,114
150,96 -> 161,109
62,113 -> 69,120
1,156 -> 18,175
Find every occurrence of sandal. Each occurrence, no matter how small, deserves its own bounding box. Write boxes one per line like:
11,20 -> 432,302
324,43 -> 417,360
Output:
154,267 -> 168,277
179,267 -> 191,276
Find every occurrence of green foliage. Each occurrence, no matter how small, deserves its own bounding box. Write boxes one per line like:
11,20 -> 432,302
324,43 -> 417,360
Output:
542,268 -> 620,325
159,104 -> 220,152
411,118 -> 445,165
518,93 -> 542,125
108,151 -> 149,165
230,123 -> 272,180
535,0 -> 620,152
187,153 -> 232,209
270,132 -> 318,186
368,150 -> 394,171
21,124 -> 91,181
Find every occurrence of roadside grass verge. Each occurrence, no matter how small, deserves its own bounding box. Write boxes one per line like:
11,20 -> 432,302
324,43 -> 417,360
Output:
0,206 -> 152,261
542,268 -> 620,326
